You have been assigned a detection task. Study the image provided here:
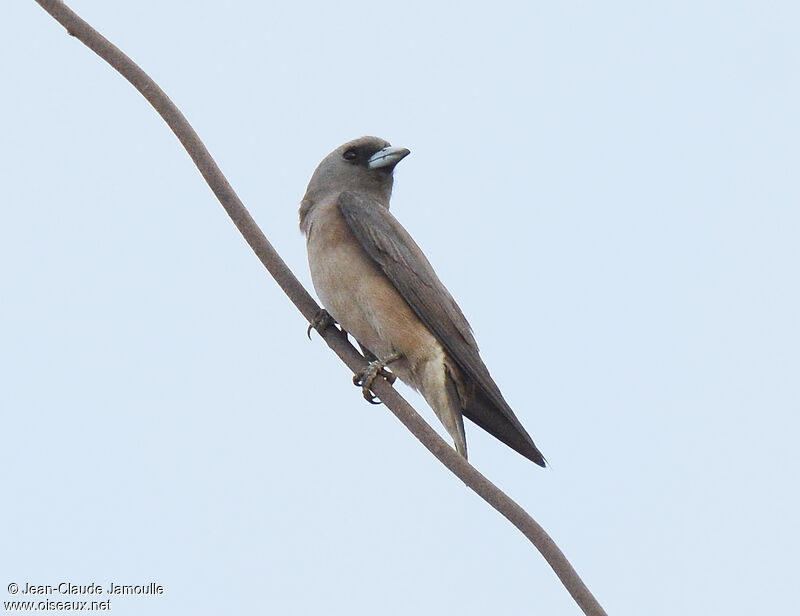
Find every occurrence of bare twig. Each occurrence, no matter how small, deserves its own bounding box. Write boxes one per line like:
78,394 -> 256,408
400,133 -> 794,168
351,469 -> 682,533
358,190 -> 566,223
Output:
31,2 -> 608,614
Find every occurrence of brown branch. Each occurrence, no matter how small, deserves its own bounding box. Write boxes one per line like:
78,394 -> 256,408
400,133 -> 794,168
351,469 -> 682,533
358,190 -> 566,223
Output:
31,2 -> 608,615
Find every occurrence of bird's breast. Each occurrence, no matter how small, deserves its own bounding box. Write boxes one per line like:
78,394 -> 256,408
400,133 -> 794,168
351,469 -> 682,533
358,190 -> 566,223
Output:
305,203 -> 442,379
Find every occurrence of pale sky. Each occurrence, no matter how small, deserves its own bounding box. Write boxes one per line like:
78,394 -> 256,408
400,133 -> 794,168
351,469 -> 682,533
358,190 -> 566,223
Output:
2,2 -> 799,615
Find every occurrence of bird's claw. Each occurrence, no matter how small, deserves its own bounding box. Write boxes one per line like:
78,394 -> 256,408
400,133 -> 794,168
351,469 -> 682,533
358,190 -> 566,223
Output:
307,309 -> 335,339
353,355 -> 399,404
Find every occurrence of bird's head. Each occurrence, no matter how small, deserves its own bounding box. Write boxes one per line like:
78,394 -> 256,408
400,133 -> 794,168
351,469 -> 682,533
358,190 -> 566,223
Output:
300,136 -> 410,229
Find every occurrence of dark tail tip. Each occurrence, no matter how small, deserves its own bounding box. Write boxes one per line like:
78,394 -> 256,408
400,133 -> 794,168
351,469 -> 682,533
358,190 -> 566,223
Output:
524,445 -> 547,468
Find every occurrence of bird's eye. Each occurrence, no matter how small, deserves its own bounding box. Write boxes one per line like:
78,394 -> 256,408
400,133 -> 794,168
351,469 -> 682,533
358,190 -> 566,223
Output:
342,149 -> 357,162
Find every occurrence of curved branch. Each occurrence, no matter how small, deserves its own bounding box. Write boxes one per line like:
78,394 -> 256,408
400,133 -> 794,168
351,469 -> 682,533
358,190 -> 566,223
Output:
32,2 -> 607,615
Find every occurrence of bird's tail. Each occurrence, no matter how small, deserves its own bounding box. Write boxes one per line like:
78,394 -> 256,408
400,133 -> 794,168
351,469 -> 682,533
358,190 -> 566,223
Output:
446,363 -> 546,466
462,393 -> 546,466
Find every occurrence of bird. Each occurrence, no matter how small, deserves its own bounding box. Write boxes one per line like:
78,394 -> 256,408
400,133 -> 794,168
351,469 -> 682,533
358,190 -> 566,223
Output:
299,136 -> 545,466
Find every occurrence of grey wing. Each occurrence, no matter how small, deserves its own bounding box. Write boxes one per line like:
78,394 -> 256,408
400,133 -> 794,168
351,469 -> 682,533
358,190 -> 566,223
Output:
337,191 -> 531,436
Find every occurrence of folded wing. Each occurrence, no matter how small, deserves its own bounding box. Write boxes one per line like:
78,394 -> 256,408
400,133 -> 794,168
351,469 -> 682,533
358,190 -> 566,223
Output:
338,191 -> 545,465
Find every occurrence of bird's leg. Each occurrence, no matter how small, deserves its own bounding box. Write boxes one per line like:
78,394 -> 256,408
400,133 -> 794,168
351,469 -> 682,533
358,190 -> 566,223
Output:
307,308 -> 336,339
353,351 -> 401,404
358,346 -> 397,385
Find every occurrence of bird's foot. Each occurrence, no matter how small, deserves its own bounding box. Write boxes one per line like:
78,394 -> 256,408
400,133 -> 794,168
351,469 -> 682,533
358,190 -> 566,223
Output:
307,309 -> 336,339
353,353 -> 400,404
